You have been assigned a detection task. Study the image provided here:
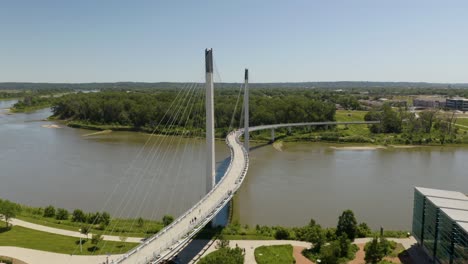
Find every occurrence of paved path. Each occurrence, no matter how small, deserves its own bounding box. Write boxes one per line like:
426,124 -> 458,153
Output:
8,218 -> 144,243
293,246 -> 314,264
0,246 -> 121,264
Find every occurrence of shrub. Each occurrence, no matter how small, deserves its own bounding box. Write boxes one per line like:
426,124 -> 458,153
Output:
43,205 -> 56,218
162,215 -> 174,227
55,208 -> 69,220
274,227 -> 290,240
71,209 -> 87,223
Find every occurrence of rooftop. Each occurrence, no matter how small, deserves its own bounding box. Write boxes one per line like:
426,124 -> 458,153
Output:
428,196 -> 468,211
441,208 -> 468,223
416,186 -> 468,234
415,186 -> 468,200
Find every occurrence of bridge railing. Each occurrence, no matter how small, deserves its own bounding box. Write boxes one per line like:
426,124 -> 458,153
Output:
114,130 -> 248,264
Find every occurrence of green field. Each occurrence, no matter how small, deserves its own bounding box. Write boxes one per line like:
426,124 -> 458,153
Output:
16,214 -> 164,238
0,225 -> 138,255
335,110 -> 371,136
254,244 -> 295,264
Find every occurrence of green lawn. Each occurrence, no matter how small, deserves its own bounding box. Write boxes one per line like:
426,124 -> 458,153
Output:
0,225 -> 138,255
254,244 -> 295,264
16,213 -> 164,237
335,110 -> 371,136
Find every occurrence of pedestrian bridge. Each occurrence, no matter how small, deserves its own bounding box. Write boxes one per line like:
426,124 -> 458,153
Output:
114,120 -> 379,264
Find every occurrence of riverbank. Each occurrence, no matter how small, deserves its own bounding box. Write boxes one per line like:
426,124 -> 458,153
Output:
9,104 -> 52,113
51,119 -> 468,147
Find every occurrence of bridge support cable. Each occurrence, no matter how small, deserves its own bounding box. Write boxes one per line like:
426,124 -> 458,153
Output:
109,83 -> 198,215
155,83 -> 206,222
136,83 -> 205,238
96,82 -> 198,247
228,83 -> 245,132
70,82 -> 194,256
180,84 -> 207,213
116,83 -> 206,248
95,83 -> 202,253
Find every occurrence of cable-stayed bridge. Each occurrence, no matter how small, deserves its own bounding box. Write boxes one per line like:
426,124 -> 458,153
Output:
103,49 -> 379,264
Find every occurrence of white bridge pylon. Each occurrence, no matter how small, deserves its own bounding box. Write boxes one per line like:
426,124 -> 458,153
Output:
112,50 -> 380,264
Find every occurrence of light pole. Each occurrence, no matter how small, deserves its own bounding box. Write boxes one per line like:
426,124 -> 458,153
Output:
78,228 -> 82,253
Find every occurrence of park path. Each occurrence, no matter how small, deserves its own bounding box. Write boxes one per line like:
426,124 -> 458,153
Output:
191,237 -> 417,264
0,246 -> 121,264
8,218 -> 144,243
293,246 -> 314,264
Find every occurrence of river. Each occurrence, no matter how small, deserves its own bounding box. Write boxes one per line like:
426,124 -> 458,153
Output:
1,99 -> 467,230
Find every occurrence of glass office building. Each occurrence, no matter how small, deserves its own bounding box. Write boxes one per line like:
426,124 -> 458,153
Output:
413,187 -> 468,264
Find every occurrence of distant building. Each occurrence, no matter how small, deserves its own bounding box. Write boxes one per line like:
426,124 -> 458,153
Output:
413,187 -> 468,264
446,97 -> 468,111
413,96 -> 446,109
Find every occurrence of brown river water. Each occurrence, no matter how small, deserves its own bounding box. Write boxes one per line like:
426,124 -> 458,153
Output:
1,99 -> 467,230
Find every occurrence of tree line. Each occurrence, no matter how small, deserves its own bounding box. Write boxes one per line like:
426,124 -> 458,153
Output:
49,89 -> 337,130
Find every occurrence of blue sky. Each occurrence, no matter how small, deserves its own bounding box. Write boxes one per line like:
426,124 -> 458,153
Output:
1,0 -> 467,83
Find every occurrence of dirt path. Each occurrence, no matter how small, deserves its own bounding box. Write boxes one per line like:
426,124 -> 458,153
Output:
348,244 -> 366,264
293,246 -> 314,264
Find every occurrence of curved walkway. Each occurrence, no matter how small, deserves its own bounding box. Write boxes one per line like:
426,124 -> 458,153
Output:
0,246 -> 119,264
115,130 -> 249,264
8,218 -> 144,243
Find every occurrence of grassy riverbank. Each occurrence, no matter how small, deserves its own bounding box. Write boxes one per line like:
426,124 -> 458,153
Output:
9,104 -> 52,113
0,224 -> 137,255
56,109 -> 468,146
17,205 -> 166,238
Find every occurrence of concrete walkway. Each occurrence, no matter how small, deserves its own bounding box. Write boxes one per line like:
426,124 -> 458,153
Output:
0,246 -> 122,264
8,218 -> 144,243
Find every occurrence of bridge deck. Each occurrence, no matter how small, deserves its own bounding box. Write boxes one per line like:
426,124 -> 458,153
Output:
115,130 -> 248,264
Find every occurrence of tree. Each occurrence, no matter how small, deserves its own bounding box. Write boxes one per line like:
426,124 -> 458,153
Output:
91,233 -> 103,250
336,210 -> 358,241
319,241 -> 341,264
338,234 -> 350,258
216,235 -> 230,249
162,215 -> 174,227
80,225 -> 91,238
381,104 -> 402,133
100,212 -> 111,226
0,199 -> 21,228
274,227 -> 290,240
419,110 -> 439,134
55,208 -> 69,220
364,237 -> 385,264
72,209 -> 87,223
43,205 -> 56,218
87,212 -> 101,224
357,222 -> 372,238
137,217 -> 144,228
